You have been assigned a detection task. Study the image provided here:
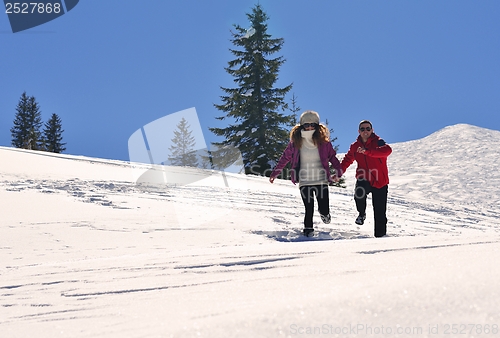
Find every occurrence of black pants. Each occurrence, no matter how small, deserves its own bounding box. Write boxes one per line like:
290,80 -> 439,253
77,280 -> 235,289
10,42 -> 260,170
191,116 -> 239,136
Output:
300,184 -> 329,229
354,179 -> 388,237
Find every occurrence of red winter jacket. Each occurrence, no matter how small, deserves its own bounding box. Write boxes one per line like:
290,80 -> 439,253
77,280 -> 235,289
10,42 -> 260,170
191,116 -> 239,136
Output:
341,133 -> 392,188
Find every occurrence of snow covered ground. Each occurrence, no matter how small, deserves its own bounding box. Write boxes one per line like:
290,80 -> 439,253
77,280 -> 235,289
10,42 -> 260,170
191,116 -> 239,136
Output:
1,124 -> 499,338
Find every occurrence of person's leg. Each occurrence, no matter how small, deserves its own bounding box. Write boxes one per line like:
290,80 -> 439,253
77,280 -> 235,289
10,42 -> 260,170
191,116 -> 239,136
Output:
300,185 -> 315,230
354,179 -> 370,223
372,185 -> 388,237
316,184 -> 331,223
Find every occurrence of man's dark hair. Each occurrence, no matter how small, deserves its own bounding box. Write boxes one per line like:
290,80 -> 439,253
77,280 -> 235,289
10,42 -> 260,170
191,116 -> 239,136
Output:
359,120 -> 373,129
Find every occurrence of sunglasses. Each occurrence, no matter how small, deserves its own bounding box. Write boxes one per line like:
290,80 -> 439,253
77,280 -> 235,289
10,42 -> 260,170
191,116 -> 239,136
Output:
302,123 -> 318,129
359,127 -> 372,132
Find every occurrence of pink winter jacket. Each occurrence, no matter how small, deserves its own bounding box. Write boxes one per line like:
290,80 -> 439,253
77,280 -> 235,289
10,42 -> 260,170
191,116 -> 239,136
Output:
270,141 -> 343,185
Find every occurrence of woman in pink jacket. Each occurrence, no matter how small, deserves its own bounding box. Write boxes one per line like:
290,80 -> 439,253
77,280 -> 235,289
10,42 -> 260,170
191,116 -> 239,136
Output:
269,111 -> 342,237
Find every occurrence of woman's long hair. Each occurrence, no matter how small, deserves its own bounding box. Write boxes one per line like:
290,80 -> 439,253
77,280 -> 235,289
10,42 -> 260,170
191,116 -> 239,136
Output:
290,123 -> 330,148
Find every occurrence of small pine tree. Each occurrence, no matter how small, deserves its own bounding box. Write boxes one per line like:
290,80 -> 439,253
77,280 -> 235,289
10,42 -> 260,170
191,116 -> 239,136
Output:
43,113 -> 66,153
168,118 -> 199,167
210,4 -> 294,176
325,118 -> 346,188
10,92 -> 43,150
274,93 -> 301,180
289,93 -> 301,123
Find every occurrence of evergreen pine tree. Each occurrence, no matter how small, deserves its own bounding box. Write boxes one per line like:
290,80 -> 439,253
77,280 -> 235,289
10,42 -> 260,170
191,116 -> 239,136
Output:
10,92 -> 43,150
274,92 -> 301,180
289,93 -> 301,124
168,117 -> 199,167
210,4 -> 294,176
26,95 -> 43,150
10,92 -> 30,149
43,113 -> 66,153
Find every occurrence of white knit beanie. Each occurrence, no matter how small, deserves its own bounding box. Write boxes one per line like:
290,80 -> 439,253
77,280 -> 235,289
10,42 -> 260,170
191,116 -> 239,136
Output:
299,111 -> 320,125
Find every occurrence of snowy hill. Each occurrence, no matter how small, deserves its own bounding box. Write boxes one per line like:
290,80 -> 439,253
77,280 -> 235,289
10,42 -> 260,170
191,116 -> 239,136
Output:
1,124 -> 499,338
388,124 -> 500,211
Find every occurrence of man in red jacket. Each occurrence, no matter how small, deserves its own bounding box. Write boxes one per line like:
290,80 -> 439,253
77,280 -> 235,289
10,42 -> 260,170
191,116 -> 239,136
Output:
341,120 -> 392,237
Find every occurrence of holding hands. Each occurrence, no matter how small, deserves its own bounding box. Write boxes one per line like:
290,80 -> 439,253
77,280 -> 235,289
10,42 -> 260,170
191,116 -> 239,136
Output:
270,175 -> 339,184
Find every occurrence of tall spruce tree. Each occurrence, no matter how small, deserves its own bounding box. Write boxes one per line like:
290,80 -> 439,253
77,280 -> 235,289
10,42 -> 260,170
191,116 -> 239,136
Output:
168,117 -> 199,167
43,113 -> 66,153
10,92 -> 43,150
210,4 -> 294,176
10,92 -> 30,149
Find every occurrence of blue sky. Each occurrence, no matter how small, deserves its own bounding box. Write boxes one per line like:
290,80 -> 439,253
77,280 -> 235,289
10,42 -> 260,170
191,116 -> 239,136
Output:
1,0 -> 499,161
